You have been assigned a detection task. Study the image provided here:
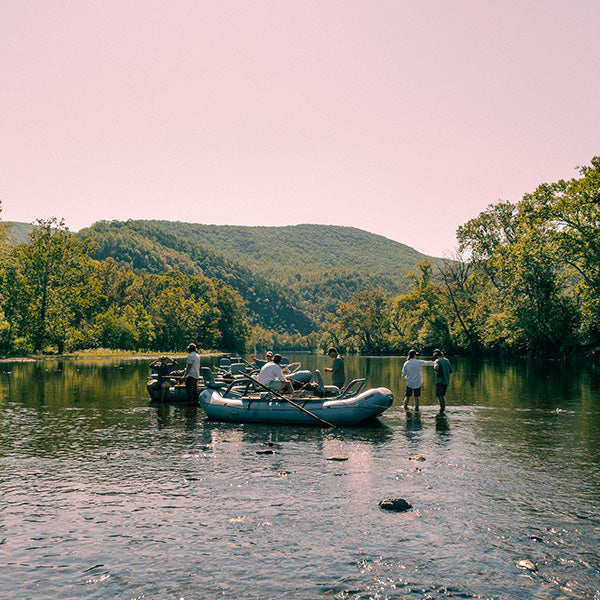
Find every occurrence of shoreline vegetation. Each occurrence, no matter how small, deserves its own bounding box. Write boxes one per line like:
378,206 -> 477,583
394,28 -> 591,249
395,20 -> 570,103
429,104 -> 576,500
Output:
0,349 -> 221,363
1,156 -> 599,360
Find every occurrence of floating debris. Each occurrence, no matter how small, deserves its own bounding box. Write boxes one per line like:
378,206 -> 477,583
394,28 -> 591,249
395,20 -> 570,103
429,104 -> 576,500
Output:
228,516 -> 246,523
379,498 -> 412,512
256,449 -> 274,455
327,455 -> 348,461
408,454 -> 426,461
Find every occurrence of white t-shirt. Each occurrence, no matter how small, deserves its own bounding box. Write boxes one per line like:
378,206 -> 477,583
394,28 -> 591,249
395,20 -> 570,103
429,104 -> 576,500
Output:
401,357 -> 434,389
258,361 -> 285,385
185,351 -> 200,379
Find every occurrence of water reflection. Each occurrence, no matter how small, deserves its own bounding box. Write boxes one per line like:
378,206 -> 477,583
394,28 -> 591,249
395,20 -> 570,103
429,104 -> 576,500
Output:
403,409 -> 423,437
435,411 -> 450,434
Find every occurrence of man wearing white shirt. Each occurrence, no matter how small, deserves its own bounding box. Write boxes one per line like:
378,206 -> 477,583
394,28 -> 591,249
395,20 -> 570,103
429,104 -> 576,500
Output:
401,349 -> 434,411
258,354 -> 293,393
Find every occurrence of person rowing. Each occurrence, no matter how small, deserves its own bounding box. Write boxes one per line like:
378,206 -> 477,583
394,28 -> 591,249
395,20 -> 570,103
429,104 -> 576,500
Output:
257,353 -> 293,394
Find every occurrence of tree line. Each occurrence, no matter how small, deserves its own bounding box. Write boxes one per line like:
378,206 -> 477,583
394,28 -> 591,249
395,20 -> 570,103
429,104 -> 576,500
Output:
0,217 -> 251,355
1,156 -> 598,358
323,157 -> 600,358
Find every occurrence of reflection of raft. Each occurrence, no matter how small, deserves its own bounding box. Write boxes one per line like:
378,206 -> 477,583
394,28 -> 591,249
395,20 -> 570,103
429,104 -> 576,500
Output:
198,378 -> 394,426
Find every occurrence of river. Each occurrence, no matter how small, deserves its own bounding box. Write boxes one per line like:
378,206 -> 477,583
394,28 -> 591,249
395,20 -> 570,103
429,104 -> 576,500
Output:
1,354 -> 599,599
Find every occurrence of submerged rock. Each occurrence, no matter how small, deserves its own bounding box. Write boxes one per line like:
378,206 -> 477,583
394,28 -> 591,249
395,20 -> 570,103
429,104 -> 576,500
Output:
516,559 -> 537,571
379,498 -> 412,512
408,454 -> 426,461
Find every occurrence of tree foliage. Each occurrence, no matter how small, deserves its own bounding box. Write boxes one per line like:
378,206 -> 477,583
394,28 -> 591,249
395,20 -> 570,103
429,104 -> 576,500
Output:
1,156 -> 598,358
0,218 -> 251,354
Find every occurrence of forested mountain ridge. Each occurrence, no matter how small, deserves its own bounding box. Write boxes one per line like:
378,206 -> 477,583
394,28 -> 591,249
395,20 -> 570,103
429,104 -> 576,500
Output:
149,221 -> 441,284
78,220 -> 441,331
3,218 -> 444,338
78,220 -> 315,334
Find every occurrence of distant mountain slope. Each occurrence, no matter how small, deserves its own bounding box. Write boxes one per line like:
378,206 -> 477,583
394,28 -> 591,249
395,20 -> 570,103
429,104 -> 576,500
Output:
151,222 -> 439,286
7,219 -> 444,333
80,220 -> 316,334
2,221 -> 35,244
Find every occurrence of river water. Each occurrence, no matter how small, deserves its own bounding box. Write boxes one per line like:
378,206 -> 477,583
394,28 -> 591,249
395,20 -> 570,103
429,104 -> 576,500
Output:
1,354 -> 599,599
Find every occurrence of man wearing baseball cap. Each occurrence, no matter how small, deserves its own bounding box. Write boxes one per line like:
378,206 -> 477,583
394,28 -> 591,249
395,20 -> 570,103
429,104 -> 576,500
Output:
432,349 -> 452,413
401,349 -> 434,411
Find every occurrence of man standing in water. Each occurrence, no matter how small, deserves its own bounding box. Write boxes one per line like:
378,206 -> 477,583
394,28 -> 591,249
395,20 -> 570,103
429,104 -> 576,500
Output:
433,349 -> 452,413
401,349 -> 434,411
182,343 -> 201,403
325,347 -> 345,389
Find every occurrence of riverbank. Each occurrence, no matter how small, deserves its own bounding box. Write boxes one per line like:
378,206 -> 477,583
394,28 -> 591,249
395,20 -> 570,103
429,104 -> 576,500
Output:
0,349 -> 223,363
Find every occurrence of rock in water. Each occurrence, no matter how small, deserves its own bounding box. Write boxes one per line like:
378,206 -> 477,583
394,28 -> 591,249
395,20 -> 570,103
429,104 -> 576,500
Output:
516,559 -> 537,571
379,498 -> 412,512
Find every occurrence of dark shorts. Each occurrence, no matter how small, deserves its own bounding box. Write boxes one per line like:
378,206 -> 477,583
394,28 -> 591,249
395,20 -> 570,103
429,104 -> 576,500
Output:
405,386 -> 421,398
436,383 -> 448,397
185,376 -> 199,401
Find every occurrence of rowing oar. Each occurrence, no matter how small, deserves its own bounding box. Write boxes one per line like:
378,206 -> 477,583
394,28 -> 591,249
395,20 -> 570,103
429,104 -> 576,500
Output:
241,373 -> 334,428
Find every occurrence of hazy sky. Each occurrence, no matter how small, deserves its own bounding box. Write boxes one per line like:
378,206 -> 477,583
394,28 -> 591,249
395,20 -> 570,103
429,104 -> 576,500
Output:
1,1 -> 598,257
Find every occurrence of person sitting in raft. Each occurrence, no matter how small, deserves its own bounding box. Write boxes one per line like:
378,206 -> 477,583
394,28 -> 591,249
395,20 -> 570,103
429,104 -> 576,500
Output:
251,350 -> 273,370
258,353 -> 293,394
149,355 -> 178,402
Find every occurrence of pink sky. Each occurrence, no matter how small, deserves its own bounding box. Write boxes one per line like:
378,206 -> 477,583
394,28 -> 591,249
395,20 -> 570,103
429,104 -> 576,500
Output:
1,1 -> 598,257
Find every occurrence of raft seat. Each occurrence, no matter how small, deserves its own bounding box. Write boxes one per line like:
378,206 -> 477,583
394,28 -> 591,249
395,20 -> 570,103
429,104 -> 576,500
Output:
315,370 -> 340,397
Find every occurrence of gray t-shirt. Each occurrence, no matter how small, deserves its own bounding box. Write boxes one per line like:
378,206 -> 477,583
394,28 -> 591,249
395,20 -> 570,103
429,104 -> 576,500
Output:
434,356 -> 452,385
331,356 -> 345,388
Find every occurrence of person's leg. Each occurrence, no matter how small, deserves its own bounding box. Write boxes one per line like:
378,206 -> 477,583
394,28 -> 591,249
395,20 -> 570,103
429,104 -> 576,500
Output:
436,383 -> 446,412
414,387 -> 421,411
438,395 -> 446,412
185,377 -> 198,402
403,387 -> 412,409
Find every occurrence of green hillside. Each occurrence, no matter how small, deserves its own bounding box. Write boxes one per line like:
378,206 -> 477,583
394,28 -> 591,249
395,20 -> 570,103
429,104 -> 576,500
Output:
8,219 -> 443,334
79,220 -> 316,334
150,221 -> 439,286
